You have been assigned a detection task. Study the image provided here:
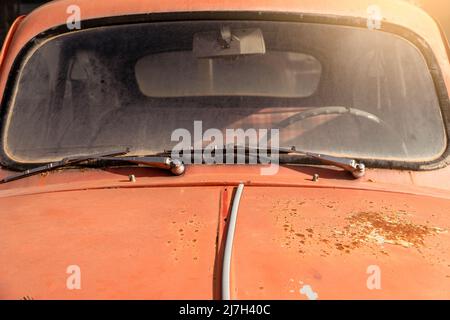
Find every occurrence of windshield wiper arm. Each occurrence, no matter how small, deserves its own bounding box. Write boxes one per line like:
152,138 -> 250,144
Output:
225,144 -> 366,178
99,156 -> 185,176
0,151 -> 185,184
301,151 -> 366,178
162,144 -> 365,178
0,146 -> 187,185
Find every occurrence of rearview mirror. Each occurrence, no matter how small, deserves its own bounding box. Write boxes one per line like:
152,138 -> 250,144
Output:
193,26 -> 266,59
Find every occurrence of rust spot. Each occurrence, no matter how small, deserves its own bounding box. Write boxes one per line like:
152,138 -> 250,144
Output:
344,212 -> 443,248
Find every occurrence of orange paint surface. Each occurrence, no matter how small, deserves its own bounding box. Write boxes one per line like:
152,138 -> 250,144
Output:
232,187 -> 450,299
0,187 -> 221,299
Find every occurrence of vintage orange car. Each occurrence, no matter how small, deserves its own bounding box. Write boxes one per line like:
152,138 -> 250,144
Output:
0,0 -> 450,300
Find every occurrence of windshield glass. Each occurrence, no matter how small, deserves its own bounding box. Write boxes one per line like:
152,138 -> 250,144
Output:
3,20 -> 446,164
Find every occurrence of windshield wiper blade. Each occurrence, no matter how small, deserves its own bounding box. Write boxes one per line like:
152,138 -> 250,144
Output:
0,149 -> 131,184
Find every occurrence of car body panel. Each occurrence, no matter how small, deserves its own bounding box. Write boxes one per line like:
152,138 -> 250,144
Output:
2,165 -> 450,200
0,186 -> 223,299
232,187 -> 450,299
1,176 -> 449,299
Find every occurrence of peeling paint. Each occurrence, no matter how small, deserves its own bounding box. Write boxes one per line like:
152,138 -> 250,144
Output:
300,285 -> 318,300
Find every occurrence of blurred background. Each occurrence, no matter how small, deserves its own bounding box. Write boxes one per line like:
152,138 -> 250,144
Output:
1,0 -> 52,42
0,0 -> 449,47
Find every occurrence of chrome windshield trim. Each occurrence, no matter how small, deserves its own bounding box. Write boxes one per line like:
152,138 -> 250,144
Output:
222,183 -> 245,300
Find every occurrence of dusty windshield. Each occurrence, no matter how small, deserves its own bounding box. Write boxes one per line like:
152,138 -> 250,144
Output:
3,20 -> 446,164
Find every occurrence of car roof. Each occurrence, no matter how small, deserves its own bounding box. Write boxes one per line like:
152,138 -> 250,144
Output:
1,0 -> 449,104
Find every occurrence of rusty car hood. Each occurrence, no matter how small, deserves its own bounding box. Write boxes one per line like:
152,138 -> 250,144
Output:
0,167 -> 449,299
232,186 -> 450,299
